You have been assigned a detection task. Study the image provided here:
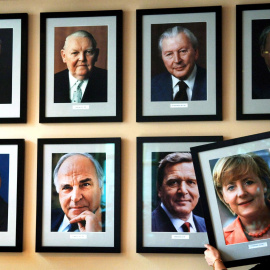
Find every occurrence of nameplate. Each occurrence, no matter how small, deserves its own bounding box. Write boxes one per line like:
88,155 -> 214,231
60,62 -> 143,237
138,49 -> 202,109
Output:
72,105 -> 89,110
248,242 -> 267,249
170,103 -> 188,108
171,234 -> 189,240
70,234 -> 87,239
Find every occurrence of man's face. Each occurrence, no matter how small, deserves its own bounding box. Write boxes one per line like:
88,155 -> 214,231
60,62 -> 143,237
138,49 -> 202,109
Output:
161,33 -> 199,80
57,155 -> 101,220
61,36 -> 97,80
261,32 -> 270,69
158,162 -> 199,221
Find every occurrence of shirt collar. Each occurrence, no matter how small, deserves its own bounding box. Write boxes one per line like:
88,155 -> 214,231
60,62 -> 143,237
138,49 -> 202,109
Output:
58,215 -> 71,232
68,72 -> 89,101
171,64 -> 197,89
161,202 -> 197,232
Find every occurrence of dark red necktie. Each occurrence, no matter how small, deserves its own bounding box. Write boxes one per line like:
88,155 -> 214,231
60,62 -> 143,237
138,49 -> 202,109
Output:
182,222 -> 190,232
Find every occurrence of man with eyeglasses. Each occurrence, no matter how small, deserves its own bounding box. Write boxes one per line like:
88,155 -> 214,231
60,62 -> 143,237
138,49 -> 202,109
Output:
152,152 -> 206,233
252,25 -> 270,99
54,30 -> 107,103
151,26 -> 207,101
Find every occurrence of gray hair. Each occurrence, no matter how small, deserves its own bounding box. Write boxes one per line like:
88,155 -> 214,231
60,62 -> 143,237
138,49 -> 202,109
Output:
259,26 -> 270,50
63,30 -> 97,50
158,26 -> 198,53
53,153 -> 104,193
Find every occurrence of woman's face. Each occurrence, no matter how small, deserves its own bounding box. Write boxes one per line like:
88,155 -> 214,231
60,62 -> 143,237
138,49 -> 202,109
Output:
222,170 -> 266,219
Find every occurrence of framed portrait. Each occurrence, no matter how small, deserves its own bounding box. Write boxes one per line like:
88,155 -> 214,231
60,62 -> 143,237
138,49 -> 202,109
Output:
137,136 -> 223,253
0,139 -> 24,252
0,13 -> 28,123
236,4 -> 270,120
36,138 -> 121,253
136,6 -> 222,122
39,10 -> 122,123
191,131 -> 270,267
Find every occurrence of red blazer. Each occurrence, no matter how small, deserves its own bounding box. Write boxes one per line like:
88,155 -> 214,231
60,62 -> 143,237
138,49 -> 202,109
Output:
223,216 -> 248,245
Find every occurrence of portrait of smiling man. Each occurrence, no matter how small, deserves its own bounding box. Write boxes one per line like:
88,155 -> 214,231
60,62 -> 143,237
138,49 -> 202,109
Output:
152,152 -> 206,233
151,26 -> 207,102
54,30 -> 107,103
51,153 -> 105,232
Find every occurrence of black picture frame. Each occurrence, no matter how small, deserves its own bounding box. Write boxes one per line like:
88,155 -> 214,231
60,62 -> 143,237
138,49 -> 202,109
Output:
39,10 -> 122,123
136,6 -> 222,122
236,4 -> 270,120
0,13 -> 28,123
191,131 -> 270,267
137,136 -> 223,253
36,138 -> 121,253
0,139 -> 24,252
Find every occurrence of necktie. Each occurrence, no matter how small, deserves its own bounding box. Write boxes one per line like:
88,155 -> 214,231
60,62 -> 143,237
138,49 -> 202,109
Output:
67,223 -> 78,232
182,222 -> 190,232
174,81 -> 188,101
72,81 -> 83,103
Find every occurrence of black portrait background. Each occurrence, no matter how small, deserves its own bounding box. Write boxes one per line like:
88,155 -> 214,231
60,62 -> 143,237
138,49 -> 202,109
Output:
0,28 -> 13,104
252,19 -> 270,99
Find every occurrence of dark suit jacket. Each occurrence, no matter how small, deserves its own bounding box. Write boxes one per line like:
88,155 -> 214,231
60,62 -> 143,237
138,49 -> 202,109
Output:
0,196 -> 8,231
54,66 -> 107,103
151,205 -> 206,232
252,64 -> 270,99
51,208 -> 106,232
151,65 -> 207,101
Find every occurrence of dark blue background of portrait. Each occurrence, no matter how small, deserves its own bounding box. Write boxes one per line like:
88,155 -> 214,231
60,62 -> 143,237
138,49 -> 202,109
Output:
0,154 -> 9,203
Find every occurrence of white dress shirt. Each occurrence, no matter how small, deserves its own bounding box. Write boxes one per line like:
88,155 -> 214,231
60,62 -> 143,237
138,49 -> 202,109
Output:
172,65 -> 197,101
68,72 -> 89,102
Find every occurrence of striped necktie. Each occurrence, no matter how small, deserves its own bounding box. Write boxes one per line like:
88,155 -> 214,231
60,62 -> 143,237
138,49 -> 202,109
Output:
72,80 -> 83,103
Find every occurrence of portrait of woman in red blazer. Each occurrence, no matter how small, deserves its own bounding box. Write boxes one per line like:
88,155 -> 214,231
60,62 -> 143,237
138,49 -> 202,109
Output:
212,153 -> 270,245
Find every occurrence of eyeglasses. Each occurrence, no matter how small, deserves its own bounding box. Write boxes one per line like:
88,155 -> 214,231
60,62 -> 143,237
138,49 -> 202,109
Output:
263,50 -> 270,55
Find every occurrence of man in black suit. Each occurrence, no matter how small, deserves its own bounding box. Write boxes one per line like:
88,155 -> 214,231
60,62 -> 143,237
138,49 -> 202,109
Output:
0,172 -> 8,231
51,153 -> 105,232
152,152 -> 206,233
151,26 -> 207,101
54,30 -> 107,103
252,25 -> 270,99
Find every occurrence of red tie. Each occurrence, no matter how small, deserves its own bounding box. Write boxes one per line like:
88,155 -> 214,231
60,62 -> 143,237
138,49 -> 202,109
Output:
182,222 -> 190,232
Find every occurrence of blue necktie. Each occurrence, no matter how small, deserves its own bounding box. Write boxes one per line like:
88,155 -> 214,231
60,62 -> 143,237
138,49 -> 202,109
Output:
67,223 -> 78,232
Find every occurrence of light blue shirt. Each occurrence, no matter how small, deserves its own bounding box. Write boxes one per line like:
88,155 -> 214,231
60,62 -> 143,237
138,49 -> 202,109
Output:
57,215 -> 79,232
